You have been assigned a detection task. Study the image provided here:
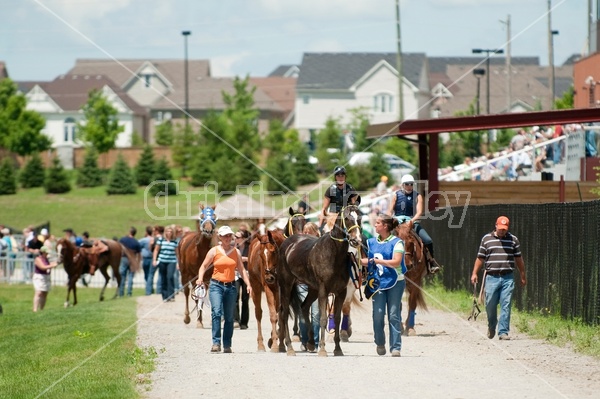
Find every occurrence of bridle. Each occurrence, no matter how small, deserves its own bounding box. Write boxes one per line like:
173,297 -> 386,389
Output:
329,205 -> 361,247
257,234 -> 279,284
283,213 -> 305,238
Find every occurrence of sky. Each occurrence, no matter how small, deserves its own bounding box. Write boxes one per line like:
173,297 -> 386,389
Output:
0,0 -> 591,82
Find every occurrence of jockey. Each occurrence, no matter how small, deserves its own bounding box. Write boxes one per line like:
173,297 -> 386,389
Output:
389,174 -> 440,274
319,166 -> 360,227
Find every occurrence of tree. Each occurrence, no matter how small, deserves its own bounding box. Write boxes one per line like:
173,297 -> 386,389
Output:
150,158 -> 177,196
0,78 -> 51,156
555,86 -> 574,110
171,122 -> 197,177
106,154 -> 136,195
189,146 -> 213,187
346,107 -> 373,152
281,128 -> 318,185
19,152 -> 45,188
0,158 -> 17,195
77,147 -> 103,187
135,144 -> 156,186
44,157 -> 71,194
265,153 -> 296,192
383,137 -> 417,165
264,119 -> 286,153
155,120 -> 174,146
315,117 -> 343,173
77,89 -> 124,155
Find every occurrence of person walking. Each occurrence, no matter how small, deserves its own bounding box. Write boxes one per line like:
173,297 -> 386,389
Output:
139,226 -> 154,296
153,226 -> 178,302
471,216 -> 526,340
388,174 -> 440,274
118,227 -> 141,297
32,246 -> 58,312
361,214 -> 406,357
234,229 -> 251,330
196,226 -> 252,354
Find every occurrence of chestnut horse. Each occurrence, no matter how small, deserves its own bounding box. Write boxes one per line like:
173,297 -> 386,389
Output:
56,238 -> 92,307
396,220 -> 428,335
176,204 -> 217,327
248,208 -> 304,351
87,239 -> 123,302
277,205 -> 362,356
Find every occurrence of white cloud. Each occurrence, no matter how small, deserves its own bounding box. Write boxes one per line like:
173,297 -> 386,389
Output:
36,0 -> 135,27
307,39 -> 345,53
257,0 -> 391,18
211,52 -> 251,77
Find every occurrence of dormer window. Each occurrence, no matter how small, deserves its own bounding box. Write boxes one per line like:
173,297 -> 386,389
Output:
373,93 -> 394,113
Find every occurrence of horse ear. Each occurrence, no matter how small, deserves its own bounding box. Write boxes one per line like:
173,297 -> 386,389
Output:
211,204 -> 217,210
198,202 -> 204,211
355,195 -> 362,206
289,207 -> 294,216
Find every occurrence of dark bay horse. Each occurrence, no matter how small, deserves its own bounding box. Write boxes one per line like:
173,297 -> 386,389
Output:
396,220 -> 428,335
176,204 -> 217,327
87,239 -> 123,302
56,238 -> 92,307
277,205 -> 362,356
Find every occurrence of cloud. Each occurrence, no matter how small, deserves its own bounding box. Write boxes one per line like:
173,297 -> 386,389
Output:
257,0 -> 391,18
306,39 -> 345,53
211,51 -> 251,77
36,0 -> 136,27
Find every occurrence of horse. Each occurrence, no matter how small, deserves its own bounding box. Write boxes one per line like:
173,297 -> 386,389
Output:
277,205 -> 362,356
247,225 -> 287,352
176,204 -> 218,327
396,220 -> 428,335
56,238 -> 93,307
282,207 -> 307,238
86,239 -> 123,302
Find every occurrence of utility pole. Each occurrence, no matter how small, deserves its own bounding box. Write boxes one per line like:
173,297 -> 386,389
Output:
500,15 -> 512,112
395,0 -> 404,121
548,0 -> 557,110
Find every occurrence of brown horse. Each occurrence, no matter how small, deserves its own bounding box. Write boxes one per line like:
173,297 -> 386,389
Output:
248,224 -> 287,352
87,239 -> 123,302
176,204 -> 217,327
277,205 -> 362,356
56,238 -> 92,307
396,220 -> 428,335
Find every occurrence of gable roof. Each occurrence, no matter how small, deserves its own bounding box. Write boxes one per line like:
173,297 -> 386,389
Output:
297,52 -> 427,91
29,74 -> 146,115
268,65 -> 299,78
250,76 -> 296,120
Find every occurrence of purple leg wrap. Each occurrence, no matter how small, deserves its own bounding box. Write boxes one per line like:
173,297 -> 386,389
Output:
341,315 -> 349,330
328,315 -> 335,331
408,311 -> 416,328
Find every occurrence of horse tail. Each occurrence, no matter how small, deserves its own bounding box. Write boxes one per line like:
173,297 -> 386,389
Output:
405,275 -> 428,311
121,245 -> 140,273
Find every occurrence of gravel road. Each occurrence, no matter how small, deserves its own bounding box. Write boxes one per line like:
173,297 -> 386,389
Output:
136,293 -> 599,399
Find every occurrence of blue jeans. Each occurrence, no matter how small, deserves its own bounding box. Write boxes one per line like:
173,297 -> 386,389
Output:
158,261 -> 176,301
485,273 -> 515,336
414,223 -> 432,246
118,256 -> 134,297
296,284 -> 321,346
209,281 -> 238,348
145,262 -> 159,295
372,279 -> 405,352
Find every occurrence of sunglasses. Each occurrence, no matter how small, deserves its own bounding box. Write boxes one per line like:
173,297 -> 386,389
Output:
404,183 -> 414,186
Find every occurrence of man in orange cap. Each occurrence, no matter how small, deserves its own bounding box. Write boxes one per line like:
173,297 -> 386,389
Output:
470,216 -> 526,340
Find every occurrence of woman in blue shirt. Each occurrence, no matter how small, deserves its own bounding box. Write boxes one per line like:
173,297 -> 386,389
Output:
153,226 -> 178,302
362,214 -> 406,357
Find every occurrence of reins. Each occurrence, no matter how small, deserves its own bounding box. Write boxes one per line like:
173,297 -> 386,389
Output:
283,213 -> 305,238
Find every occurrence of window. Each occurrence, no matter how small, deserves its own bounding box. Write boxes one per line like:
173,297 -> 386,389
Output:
373,93 -> 393,113
64,118 -> 76,142
302,95 -> 310,105
143,74 -> 151,88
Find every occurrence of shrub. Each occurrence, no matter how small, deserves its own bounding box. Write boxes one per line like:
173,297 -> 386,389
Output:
19,153 -> 45,188
135,144 -> 156,186
77,147 -> 103,187
106,154 -> 136,195
44,157 -> 71,194
149,158 -> 177,196
0,158 -> 17,195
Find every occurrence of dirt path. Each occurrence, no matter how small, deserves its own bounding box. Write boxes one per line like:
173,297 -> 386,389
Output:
136,294 -> 599,399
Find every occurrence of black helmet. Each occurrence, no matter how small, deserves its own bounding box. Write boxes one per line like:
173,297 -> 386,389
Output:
333,166 -> 346,176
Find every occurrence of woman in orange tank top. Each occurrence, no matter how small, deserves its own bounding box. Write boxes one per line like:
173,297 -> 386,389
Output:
197,225 -> 252,354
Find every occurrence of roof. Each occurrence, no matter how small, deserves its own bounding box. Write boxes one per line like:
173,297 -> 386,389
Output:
31,74 -> 147,115
427,56 -> 540,74
249,76 -> 296,119
216,193 -> 281,220
268,65 -> 299,77
297,52 -> 427,91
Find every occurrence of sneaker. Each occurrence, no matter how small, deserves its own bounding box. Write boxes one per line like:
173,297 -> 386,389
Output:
240,325 -> 248,330
499,334 -> 510,340
391,350 -> 401,357
376,346 -> 386,356
487,328 -> 495,339
223,347 -> 232,353
211,344 -> 221,353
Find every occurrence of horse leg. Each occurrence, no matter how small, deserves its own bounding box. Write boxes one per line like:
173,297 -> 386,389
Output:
405,284 -> 418,336
302,290 -> 318,353
251,287 -> 266,352
266,286 -> 279,353
98,266 -> 111,301
340,281 -> 355,342
317,293 -> 329,357
183,282 -> 191,325
332,288 -> 346,356
111,264 -> 121,300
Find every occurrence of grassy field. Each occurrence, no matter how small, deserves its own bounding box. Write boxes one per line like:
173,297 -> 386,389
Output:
0,284 -> 153,399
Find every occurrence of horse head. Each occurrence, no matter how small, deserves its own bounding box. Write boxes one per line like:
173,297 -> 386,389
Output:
198,203 -> 218,237
396,220 -> 421,271
284,206 -> 307,237
256,225 -> 280,285
56,238 -> 73,265
329,205 -> 362,248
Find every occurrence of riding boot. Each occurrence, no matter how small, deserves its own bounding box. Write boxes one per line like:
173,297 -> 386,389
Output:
425,243 -> 441,274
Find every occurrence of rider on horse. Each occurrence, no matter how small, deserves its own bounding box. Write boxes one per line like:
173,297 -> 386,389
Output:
389,174 -> 441,274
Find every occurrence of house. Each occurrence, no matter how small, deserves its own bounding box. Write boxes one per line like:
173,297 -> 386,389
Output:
268,64 -> 299,78
249,76 -> 296,128
67,59 -> 286,142
294,52 -> 430,143
21,74 -> 148,168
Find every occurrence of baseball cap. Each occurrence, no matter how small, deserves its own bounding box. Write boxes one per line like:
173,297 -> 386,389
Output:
217,226 -> 234,236
40,228 -> 49,236
40,246 -> 50,253
496,216 -> 510,229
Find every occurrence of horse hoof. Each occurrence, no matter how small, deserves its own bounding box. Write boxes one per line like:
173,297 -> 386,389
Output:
184,317 -> 191,325
340,330 -> 349,342
407,328 -> 416,336
64,302 -> 69,308
99,297 -> 104,302
257,344 -> 266,352
286,349 -> 297,357
267,338 -> 273,348
346,327 -> 352,338
318,349 -> 328,357
333,350 -> 344,357
196,322 -> 204,329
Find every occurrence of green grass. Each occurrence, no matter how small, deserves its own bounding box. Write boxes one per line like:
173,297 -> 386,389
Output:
0,284 -> 157,399
423,281 -> 600,358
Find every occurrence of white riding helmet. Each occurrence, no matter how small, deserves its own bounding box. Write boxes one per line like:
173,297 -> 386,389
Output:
401,174 -> 415,185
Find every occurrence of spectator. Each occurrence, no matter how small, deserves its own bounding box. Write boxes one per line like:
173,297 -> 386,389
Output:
25,233 -> 43,283
139,226 -> 154,295
153,226 -> 178,302
118,227 -> 141,297
32,246 -> 58,312
234,229 -> 251,330
510,129 -> 527,151
376,175 -> 388,195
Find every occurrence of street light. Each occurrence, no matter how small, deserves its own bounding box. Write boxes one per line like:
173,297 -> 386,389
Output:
550,29 -> 559,109
182,30 -> 191,128
471,48 -> 504,115
473,68 -> 485,115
